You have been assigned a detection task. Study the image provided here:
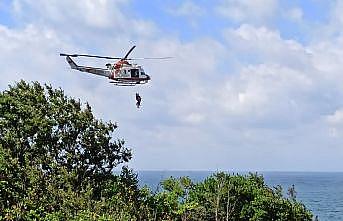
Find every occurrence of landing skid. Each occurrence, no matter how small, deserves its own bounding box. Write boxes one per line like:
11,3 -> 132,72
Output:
109,80 -> 148,86
109,81 -> 140,86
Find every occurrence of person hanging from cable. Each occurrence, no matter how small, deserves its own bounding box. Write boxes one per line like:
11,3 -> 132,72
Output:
136,93 -> 142,108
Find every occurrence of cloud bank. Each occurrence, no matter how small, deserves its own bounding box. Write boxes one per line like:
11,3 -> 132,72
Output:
1,0 -> 343,171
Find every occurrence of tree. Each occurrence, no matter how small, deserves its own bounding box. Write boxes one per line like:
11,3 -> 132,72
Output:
186,173 -> 313,221
0,81 -> 131,218
150,176 -> 197,221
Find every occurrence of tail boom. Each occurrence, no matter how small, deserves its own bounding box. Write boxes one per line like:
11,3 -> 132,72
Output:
65,56 -> 110,78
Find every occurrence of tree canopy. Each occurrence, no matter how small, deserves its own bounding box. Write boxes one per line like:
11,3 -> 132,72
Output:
0,81 -> 314,220
151,173 -> 313,220
0,81 -> 131,218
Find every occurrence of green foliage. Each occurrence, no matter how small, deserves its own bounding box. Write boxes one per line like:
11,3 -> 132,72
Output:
0,81 -> 315,220
150,176 -> 198,220
0,81 -> 132,220
138,172 -> 313,221
170,172 -> 312,221
143,172 -> 313,220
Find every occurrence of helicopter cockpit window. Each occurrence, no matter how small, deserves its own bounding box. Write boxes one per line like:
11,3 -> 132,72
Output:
131,69 -> 139,78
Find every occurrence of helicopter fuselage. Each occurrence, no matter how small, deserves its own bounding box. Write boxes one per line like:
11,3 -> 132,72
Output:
60,45 -> 167,86
63,55 -> 150,86
107,63 -> 150,85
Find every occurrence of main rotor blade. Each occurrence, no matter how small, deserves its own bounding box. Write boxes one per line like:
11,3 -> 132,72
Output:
123,45 -> 136,59
126,57 -> 173,60
60,52 -> 172,60
60,53 -> 122,60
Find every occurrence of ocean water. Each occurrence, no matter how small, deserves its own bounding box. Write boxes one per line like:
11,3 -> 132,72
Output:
137,171 -> 343,221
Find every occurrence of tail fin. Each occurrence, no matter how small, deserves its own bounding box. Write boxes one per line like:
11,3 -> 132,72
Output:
66,56 -> 78,69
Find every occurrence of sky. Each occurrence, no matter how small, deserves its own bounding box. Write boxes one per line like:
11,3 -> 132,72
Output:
1,0 -> 343,171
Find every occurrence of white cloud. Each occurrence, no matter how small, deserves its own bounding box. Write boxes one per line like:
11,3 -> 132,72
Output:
11,0 -> 158,42
214,24 -> 343,136
326,109 -> 343,137
216,0 -> 278,24
310,36 -> 343,78
13,0 -> 126,28
184,112 -> 206,124
0,24 -> 71,85
2,1 -> 343,170
0,3 -> 227,169
331,0 -> 343,26
327,109 -> 343,125
307,1 -> 343,41
216,63 -> 314,127
166,1 -> 204,28
287,7 -> 303,22
169,1 -> 204,17
224,24 -> 312,69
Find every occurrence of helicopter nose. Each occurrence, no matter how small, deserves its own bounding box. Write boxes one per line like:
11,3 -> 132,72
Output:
146,74 -> 151,80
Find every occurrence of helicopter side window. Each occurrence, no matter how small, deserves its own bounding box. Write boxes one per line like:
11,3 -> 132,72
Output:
131,69 -> 139,78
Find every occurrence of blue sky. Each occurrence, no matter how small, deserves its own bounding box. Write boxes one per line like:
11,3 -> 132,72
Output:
131,0 -> 333,43
0,0 -> 14,26
1,0 -> 343,171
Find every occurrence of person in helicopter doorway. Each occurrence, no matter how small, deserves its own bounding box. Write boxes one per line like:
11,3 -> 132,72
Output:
136,93 -> 142,108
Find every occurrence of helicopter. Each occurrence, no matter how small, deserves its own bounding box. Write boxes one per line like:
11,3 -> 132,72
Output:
60,46 -> 171,86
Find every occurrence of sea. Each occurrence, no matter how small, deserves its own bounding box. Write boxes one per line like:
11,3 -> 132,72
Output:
137,171 -> 343,221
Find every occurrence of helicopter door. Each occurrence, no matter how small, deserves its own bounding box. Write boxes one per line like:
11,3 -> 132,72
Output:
130,69 -> 139,78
